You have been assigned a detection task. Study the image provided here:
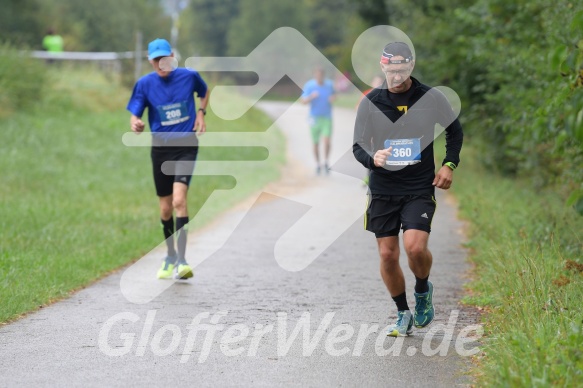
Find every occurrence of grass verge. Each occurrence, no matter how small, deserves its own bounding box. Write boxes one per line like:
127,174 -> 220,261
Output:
450,141 -> 583,386
0,64 -> 284,323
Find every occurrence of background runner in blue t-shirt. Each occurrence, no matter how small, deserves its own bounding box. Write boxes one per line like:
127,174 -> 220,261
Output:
301,67 -> 336,174
127,38 -> 210,280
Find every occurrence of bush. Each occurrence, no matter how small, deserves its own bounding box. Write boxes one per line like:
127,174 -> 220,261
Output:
0,42 -> 51,115
387,0 -> 583,212
451,2 -> 583,211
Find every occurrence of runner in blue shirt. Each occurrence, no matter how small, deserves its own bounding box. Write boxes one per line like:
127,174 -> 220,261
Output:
127,38 -> 210,280
301,67 -> 336,174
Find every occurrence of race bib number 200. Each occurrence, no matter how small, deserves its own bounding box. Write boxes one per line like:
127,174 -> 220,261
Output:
157,101 -> 189,126
384,138 -> 421,166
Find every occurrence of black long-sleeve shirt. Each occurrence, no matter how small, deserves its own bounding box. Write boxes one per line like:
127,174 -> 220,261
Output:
353,77 -> 463,196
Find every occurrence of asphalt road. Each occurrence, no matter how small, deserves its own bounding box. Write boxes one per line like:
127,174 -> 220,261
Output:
0,101 -> 478,387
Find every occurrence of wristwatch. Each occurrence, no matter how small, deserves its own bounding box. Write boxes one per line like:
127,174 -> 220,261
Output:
444,162 -> 457,171
198,108 -> 206,115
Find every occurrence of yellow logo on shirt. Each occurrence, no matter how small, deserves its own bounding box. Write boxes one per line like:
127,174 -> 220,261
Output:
397,105 -> 408,113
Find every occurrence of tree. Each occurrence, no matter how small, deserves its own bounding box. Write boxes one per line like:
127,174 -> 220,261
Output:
179,0 -> 241,56
305,0 -> 355,65
226,0 -> 312,57
0,0 -> 46,48
0,0 -> 170,52
61,0 -> 170,52
352,0 -> 389,26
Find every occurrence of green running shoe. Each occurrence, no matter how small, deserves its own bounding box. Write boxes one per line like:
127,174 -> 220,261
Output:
157,256 -> 176,279
414,280 -> 434,328
386,310 -> 413,337
176,262 -> 193,279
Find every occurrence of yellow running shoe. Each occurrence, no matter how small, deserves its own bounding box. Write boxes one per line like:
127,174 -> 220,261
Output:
157,256 -> 176,279
176,263 -> 193,279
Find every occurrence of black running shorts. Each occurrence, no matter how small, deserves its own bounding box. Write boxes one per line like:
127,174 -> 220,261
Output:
151,144 -> 199,197
364,194 -> 437,238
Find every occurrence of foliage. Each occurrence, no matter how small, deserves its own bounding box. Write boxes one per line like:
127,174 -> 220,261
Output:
225,0 -> 312,56
180,0 -> 357,63
451,144 -> 583,386
486,2 -> 581,205
0,0 -> 46,47
353,0 -> 390,26
0,0 -> 171,52
178,0 -> 240,56
0,43 -> 50,116
384,0 -> 583,212
304,0 -> 355,65
453,1 -> 583,206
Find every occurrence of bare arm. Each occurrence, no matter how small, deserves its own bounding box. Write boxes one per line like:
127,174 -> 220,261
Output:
194,89 -> 211,134
130,114 -> 145,134
432,165 -> 454,190
301,90 -> 319,105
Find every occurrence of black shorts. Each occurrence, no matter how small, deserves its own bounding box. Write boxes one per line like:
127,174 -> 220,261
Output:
151,145 -> 199,197
364,194 -> 437,238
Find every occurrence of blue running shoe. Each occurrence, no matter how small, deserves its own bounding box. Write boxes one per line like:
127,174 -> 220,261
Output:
386,310 -> 413,337
414,280 -> 434,328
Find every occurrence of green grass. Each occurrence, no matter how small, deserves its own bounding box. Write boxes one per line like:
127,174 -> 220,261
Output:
0,65 -> 284,323
449,140 -> 583,386
334,90 -> 364,109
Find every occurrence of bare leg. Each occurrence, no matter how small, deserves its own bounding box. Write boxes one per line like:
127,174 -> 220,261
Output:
322,136 -> 331,168
172,182 -> 188,218
376,236 -> 405,296
158,195 -> 173,220
313,142 -> 320,168
159,195 -> 175,257
403,229 -> 432,279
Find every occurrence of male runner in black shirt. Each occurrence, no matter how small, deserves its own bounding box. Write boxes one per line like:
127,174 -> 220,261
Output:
353,42 -> 463,336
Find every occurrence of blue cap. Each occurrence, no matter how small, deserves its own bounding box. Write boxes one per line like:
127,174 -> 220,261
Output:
148,38 -> 172,60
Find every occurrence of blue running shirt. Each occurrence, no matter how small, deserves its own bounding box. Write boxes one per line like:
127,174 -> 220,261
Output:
301,79 -> 335,118
127,68 -> 207,140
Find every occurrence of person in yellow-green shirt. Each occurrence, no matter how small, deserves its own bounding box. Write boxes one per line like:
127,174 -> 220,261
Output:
42,28 -> 64,53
